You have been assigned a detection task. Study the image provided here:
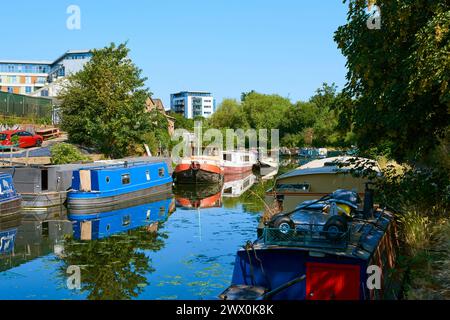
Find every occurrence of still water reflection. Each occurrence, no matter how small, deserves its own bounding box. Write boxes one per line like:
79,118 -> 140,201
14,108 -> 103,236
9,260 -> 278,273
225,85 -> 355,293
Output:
0,161 -> 299,300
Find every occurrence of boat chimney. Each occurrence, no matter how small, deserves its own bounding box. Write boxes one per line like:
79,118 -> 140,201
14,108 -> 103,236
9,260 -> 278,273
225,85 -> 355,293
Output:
363,182 -> 374,218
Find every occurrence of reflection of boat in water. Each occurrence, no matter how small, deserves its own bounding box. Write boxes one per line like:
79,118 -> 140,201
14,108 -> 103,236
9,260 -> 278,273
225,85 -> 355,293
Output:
0,212 -> 21,255
0,209 -> 71,270
221,190 -> 399,300
0,173 -> 21,217
222,173 -> 256,198
173,156 -> 224,184
69,195 -> 175,240
174,183 -> 222,209
265,157 -> 380,214
68,160 -> 173,210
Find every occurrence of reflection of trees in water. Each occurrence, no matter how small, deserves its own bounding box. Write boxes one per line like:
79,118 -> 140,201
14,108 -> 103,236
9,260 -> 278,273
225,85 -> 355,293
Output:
61,224 -> 168,300
223,179 -> 275,214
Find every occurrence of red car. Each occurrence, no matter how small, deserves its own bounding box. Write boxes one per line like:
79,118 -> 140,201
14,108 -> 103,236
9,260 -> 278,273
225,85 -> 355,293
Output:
0,130 -> 44,148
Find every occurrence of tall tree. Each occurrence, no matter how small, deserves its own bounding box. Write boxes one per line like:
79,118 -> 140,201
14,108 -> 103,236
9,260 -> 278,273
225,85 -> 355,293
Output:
58,42 -> 159,158
209,99 -> 249,129
334,1 -> 450,164
242,92 -> 292,130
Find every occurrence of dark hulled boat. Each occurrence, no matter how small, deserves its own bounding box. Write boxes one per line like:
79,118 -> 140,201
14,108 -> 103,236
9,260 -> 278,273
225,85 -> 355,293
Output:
220,190 -> 400,300
173,156 -> 224,184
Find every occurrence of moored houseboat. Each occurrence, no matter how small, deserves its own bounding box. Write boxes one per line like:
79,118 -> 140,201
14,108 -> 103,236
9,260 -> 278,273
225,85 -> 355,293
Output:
173,156 -> 224,184
265,157 -> 380,214
1,164 -> 77,209
0,173 -> 21,217
1,157 -> 171,209
222,150 -> 258,175
67,160 -> 172,210
220,190 -> 400,300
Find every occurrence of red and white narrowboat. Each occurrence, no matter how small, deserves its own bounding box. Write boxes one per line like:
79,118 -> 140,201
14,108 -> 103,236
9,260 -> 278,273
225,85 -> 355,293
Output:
173,156 -> 224,185
221,151 -> 258,175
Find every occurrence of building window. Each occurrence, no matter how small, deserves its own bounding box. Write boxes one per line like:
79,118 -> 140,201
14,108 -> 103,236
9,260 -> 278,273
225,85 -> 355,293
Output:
121,174 -> 131,185
25,87 -> 32,94
7,87 -> 13,93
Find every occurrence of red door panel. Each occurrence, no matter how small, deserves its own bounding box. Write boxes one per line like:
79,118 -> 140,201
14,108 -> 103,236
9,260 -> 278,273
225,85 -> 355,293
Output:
306,262 -> 360,300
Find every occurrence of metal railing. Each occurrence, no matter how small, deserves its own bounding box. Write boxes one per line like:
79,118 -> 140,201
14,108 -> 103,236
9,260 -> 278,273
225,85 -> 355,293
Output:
262,225 -> 350,249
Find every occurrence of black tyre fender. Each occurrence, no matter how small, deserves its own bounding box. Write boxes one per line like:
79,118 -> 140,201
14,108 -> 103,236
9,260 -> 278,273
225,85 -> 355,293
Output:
323,215 -> 348,241
273,216 -> 295,234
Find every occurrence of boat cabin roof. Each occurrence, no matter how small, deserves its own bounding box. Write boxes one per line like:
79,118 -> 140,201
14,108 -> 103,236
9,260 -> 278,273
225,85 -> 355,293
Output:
0,173 -> 12,179
277,157 -> 380,180
77,160 -> 167,172
253,209 -> 394,261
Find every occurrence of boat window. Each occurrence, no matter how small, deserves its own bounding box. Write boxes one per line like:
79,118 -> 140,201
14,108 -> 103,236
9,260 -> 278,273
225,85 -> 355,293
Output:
122,215 -> 131,226
121,174 -> 131,185
159,207 -> 165,216
105,176 -> 110,183
106,224 -> 111,231
158,168 -> 165,178
146,210 -> 151,220
41,169 -> 48,191
146,170 -> 151,181
276,183 -> 311,192
223,153 -> 232,161
244,155 -> 250,162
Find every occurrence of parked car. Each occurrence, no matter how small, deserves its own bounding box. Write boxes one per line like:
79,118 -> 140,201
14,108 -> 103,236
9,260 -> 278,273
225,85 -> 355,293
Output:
0,130 -> 44,148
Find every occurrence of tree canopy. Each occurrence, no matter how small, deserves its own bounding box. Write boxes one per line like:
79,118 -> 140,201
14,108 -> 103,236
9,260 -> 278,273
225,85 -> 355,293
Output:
334,0 -> 450,164
58,42 -> 169,158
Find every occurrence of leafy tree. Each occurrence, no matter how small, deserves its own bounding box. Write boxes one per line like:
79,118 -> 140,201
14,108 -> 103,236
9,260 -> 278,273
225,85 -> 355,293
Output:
242,92 -> 291,130
241,90 -> 256,102
209,99 -> 249,129
58,43 -> 161,158
50,143 -> 90,164
167,112 -> 195,131
60,225 -> 167,300
334,0 -> 450,164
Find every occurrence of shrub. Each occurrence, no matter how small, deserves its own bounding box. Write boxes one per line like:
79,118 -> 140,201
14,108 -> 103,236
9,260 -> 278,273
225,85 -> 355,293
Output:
50,143 -> 90,165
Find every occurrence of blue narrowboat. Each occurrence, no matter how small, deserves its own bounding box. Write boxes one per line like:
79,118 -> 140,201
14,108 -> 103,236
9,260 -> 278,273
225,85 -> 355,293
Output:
67,161 -> 173,210
69,195 -> 175,240
220,190 -> 400,300
0,173 -> 21,217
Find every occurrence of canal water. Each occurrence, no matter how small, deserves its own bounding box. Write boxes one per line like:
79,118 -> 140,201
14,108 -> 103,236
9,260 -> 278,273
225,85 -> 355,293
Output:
0,159 -> 300,300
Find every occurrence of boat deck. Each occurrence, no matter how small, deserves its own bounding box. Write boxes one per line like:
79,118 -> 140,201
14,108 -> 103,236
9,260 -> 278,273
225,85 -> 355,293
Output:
255,209 -> 394,260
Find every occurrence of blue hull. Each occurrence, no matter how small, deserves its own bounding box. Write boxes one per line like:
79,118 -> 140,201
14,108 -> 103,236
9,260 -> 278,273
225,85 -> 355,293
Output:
68,161 -> 173,209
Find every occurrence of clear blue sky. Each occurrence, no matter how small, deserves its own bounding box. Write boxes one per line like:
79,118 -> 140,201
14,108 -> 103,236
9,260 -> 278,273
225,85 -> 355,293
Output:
2,0 -> 349,107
